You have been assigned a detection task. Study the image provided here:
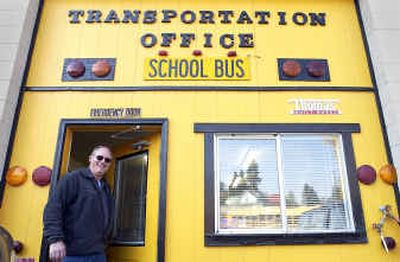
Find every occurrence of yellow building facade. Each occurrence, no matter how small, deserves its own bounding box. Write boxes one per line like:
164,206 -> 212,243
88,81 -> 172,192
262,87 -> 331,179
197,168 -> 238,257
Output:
1,0 -> 400,261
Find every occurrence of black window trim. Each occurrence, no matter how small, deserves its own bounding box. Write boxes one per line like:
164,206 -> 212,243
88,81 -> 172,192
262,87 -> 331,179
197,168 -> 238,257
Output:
194,123 -> 366,246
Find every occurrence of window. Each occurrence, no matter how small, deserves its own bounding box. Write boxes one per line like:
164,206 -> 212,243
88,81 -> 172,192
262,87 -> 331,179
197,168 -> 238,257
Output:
112,151 -> 149,245
217,134 -> 354,234
195,123 -> 366,246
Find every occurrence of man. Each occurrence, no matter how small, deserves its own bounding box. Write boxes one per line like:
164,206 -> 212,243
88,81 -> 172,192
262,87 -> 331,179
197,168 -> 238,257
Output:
43,145 -> 114,262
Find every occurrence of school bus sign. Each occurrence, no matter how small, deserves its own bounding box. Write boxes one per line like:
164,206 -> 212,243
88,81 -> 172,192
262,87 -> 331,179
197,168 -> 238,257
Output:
144,57 -> 250,80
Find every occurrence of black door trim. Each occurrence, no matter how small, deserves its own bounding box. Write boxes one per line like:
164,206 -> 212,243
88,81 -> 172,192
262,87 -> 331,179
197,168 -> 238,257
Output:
40,118 -> 168,262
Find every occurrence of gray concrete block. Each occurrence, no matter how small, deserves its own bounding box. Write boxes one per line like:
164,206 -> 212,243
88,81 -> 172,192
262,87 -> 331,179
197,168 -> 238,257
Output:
383,63 -> 400,83
367,0 -> 400,29
366,0 -> 400,13
0,25 -> 23,43
372,31 -> 400,63
0,1 -> 26,11
0,80 -> 10,98
0,10 -> 22,26
0,99 -> 5,118
0,44 -> 17,61
0,61 -> 13,80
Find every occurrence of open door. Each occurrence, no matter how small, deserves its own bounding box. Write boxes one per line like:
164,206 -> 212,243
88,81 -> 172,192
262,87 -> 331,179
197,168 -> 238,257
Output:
113,151 -> 149,245
108,132 -> 161,262
43,119 -> 167,262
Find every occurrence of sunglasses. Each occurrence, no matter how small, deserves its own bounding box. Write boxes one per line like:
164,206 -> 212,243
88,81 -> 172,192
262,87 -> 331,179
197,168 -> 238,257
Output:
95,155 -> 112,163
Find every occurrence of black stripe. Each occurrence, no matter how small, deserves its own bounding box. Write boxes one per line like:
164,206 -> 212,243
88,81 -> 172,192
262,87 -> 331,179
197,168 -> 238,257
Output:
204,134 -> 215,237
157,120 -> 168,262
24,86 -> 374,92
194,123 -> 361,133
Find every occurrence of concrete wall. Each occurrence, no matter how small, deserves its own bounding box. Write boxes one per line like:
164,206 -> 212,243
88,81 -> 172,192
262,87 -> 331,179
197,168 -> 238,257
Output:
359,1 -> 400,173
0,0 -> 38,176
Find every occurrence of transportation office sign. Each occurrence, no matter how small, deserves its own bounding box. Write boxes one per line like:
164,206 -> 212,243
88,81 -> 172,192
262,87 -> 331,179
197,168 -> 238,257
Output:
68,9 -> 327,49
67,9 -> 326,82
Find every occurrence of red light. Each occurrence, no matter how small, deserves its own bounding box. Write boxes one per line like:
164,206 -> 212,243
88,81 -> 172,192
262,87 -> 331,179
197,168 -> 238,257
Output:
356,165 -> 376,185
306,61 -> 325,77
158,50 -> 168,56
227,51 -> 237,57
192,50 -> 202,56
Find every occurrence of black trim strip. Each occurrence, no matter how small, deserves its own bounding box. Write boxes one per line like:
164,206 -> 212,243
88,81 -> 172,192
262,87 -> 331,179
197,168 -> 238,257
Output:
49,120 -> 68,194
342,132 -> 367,236
200,123 -> 366,246
157,120 -> 168,262
0,0 -> 44,205
204,133 -> 215,237
354,0 -> 400,209
206,232 -> 367,246
24,86 -> 374,92
41,118 -> 168,262
194,123 -> 361,133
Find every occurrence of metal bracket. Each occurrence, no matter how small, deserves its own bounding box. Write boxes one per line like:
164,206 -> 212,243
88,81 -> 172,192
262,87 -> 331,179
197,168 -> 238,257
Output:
372,205 -> 400,253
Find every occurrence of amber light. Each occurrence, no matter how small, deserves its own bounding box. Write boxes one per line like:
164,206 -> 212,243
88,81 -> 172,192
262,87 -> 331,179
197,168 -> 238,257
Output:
92,60 -> 111,77
6,166 -> 28,186
379,164 -> 397,185
282,60 -> 301,77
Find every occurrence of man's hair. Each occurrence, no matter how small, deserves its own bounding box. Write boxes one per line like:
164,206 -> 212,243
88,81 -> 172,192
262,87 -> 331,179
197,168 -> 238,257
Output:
90,145 -> 112,156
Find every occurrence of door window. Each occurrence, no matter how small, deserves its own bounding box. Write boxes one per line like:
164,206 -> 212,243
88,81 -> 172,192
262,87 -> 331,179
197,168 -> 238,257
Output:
113,151 -> 149,245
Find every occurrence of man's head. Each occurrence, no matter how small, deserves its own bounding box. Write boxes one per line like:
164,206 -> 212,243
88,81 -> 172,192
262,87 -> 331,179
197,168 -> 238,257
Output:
88,145 -> 113,180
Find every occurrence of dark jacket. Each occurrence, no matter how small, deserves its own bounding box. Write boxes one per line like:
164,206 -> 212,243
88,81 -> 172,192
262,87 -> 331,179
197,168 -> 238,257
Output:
43,168 -> 114,256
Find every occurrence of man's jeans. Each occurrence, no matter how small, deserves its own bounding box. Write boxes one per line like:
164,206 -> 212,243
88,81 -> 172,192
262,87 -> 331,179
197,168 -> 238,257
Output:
62,253 -> 106,262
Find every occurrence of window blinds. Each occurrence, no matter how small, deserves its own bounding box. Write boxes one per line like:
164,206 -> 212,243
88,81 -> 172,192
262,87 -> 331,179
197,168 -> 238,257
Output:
280,134 -> 354,233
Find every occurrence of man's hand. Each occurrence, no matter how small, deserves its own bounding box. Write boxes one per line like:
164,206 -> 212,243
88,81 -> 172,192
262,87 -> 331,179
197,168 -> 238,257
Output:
49,241 -> 66,262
